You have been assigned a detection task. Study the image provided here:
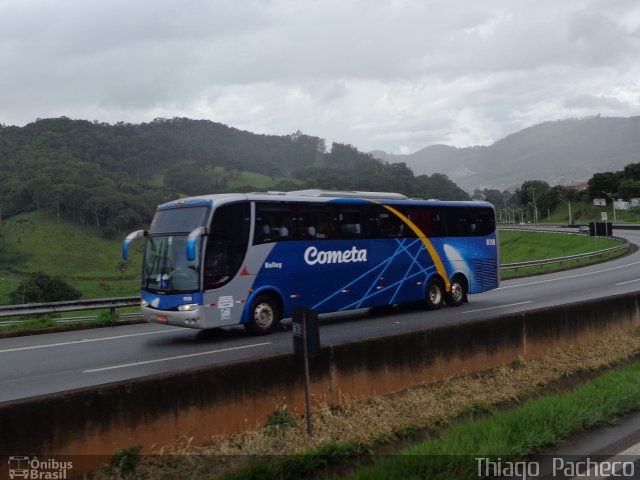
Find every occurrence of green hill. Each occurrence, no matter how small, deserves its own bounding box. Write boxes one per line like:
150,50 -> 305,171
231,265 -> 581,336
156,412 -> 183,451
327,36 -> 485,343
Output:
0,117 -> 470,241
0,211 -> 143,304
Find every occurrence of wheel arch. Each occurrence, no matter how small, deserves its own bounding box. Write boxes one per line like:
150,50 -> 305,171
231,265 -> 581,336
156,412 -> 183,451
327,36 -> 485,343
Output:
422,272 -> 447,297
448,271 -> 469,290
241,285 -> 286,325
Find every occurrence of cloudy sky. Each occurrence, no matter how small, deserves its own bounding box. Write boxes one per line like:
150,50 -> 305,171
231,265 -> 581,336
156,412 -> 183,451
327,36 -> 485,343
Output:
1,0 -> 639,154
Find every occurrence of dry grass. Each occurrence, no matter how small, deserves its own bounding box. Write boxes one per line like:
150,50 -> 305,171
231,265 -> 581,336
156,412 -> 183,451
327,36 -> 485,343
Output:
93,328 -> 640,479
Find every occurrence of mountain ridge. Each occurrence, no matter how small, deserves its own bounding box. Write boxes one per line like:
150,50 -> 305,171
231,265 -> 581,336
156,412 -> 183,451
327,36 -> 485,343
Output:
371,116 -> 640,192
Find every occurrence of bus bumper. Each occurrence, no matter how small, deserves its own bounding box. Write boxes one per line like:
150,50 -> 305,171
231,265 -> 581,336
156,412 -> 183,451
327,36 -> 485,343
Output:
142,305 -> 207,329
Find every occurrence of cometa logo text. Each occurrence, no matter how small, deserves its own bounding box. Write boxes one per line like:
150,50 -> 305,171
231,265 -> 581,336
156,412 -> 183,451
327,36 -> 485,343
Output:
304,246 -> 368,265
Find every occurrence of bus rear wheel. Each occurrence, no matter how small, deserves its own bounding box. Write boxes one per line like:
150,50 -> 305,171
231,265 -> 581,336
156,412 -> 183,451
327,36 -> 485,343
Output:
445,276 -> 468,307
425,278 -> 445,310
245,294 -> 281,335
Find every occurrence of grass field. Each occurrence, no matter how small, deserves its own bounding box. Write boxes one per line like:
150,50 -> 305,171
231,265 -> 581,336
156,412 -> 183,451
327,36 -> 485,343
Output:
0,211 -> 144,304
499,230 -> 621,263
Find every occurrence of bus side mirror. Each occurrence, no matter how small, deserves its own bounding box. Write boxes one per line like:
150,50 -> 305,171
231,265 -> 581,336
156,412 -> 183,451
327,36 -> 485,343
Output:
122,230 -> 148,260
187,227 -> 207,262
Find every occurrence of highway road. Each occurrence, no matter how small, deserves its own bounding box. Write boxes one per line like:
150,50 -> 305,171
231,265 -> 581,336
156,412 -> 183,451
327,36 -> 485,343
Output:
1,229 -> 640,403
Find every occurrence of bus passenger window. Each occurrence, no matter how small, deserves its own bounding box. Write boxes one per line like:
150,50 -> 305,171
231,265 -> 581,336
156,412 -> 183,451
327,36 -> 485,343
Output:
204,241 -> 230,288
341,223 -> 361,235
205,202 -> 250,289
304,225 -> 316,239
254,203 -> 297,243
389,224 -> 404,236
337,207 -> 363,238
257,224 -> 271,243
299,204 -> 335,240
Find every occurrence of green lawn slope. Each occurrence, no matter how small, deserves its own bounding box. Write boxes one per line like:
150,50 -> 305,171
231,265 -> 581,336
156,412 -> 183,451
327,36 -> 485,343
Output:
0,211 -> 143,303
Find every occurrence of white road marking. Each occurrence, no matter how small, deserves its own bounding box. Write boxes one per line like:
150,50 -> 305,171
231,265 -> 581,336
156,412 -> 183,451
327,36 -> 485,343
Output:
616,278 -> 640,286
498,259 -> 640,290
82,342 -> 271,373
462,301 -> 534,314
569,442 -> 640,480
0,328 -> 184,354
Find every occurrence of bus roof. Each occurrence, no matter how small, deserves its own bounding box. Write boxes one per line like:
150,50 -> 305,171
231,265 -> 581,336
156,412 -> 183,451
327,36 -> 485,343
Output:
157,190 -> 494,210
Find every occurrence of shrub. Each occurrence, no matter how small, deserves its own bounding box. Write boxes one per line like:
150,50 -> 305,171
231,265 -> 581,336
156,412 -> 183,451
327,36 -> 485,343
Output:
9,271 -> 82,304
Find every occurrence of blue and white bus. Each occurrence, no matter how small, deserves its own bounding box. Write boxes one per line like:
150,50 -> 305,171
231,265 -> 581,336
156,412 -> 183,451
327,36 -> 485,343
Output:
123,190 -> 499,335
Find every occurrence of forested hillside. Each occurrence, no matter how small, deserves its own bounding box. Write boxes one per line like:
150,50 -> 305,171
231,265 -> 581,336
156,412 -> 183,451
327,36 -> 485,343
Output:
0,117 -> 469,237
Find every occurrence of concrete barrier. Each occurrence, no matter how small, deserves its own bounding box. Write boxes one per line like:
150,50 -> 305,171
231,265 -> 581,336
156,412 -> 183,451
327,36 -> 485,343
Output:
1,292 -> 639,471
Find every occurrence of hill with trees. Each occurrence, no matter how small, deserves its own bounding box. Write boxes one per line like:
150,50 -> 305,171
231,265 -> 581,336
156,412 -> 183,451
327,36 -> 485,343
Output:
0,117 -> 469,238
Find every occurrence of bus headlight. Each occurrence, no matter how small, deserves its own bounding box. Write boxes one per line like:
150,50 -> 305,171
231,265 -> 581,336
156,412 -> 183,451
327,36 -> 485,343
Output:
141,299 -> 149,308
178,304 -> 199,312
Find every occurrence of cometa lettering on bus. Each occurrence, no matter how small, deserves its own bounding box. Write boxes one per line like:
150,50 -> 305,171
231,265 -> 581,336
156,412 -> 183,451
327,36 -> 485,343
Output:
304,246 -> 368,265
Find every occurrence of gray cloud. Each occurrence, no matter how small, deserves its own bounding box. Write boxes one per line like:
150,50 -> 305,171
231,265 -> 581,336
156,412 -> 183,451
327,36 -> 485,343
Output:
1,0 -> 639,154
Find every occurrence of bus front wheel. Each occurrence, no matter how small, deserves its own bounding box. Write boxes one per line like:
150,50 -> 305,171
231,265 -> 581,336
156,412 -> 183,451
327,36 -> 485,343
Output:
425,278 -> 445,310
445,276 -> 468,307
245,294 -> 281,335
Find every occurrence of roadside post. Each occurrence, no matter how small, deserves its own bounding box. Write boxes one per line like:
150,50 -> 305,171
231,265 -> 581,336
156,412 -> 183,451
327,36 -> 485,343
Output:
292,308 -> 320,435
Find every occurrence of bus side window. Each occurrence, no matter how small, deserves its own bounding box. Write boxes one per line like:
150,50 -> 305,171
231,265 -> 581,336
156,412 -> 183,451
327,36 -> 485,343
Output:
366,205 -> 413,238
304,225 -> 317,239
430,210 -> 445,237
337,206 -> 363,239
254,203 -> 296,244
299,204 -> 336,240
405,207 -> 430,237
205,202 -> 250,289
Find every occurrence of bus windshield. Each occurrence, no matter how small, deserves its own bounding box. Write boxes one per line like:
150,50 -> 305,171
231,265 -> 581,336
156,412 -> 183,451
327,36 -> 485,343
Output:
143,235 -> 201,293
150,206 -> 209,234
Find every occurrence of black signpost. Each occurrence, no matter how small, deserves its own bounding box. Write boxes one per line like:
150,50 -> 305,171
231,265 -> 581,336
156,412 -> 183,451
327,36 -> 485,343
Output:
292,308 -> 320,435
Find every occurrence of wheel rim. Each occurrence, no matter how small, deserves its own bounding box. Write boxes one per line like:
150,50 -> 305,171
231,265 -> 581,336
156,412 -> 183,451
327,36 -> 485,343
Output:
450,282 -> 463,303
253,302 -> 274,328
429,284 -> 442,304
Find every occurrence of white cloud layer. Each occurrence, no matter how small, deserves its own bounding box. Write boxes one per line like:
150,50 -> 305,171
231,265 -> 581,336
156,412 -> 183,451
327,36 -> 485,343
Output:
1,0 -> 639,154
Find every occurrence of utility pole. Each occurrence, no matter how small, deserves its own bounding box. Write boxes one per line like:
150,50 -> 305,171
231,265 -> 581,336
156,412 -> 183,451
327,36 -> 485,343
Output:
502,192 -> 508,224
559,198 -> 572,225
529,188 -> 538,224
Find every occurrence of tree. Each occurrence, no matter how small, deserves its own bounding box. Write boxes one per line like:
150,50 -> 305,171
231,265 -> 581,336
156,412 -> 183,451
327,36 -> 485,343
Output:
588,172 -> 620,201
618,179 -> 640,200
9,272 -> 82,304
414,174 -> 470,201
515,180 -> 554,222
623,162 -> 640,181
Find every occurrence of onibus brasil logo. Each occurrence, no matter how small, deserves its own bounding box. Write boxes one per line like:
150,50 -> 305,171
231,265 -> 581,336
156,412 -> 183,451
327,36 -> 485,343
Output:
7,456 -> 73,479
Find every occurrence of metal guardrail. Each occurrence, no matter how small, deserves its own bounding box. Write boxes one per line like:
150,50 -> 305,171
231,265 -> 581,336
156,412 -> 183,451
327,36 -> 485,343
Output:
0,296 -> 139,319
0,312 -> 142,327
